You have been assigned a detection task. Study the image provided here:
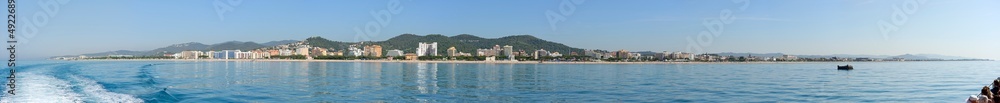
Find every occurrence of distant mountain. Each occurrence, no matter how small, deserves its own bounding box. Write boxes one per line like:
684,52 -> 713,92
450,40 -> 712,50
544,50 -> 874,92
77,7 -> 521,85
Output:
73,50 -> 148,57
261,40 -> 298,46
64,34 -> 587,58
204,41 -> 266,51
61,40 -> 291,58
795,53 -> 977,60
884,54 -> 977,60
757,53 -> 979,60
145,42 -> 211,54
889,54 -> 933,60
904,54 -> 977,60
303,36 -> 351,50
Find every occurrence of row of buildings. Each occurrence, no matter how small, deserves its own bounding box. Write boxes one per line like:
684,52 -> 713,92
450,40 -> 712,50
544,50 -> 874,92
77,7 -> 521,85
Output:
74,39 -> 915,62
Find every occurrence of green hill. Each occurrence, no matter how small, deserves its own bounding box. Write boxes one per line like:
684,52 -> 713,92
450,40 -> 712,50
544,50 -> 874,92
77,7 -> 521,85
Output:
61,34 -> 585,58
305,34 -> 586,55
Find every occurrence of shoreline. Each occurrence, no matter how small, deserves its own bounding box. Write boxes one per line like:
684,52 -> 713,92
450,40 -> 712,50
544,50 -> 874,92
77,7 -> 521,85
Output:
62,59 -> 951,64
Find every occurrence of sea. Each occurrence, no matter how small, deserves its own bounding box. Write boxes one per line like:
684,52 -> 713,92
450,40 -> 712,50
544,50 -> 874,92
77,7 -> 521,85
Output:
0,60 -> 997,102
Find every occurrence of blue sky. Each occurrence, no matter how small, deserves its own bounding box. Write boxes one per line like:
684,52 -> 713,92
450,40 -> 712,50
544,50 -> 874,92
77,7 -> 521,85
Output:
7,0 -> 1000,59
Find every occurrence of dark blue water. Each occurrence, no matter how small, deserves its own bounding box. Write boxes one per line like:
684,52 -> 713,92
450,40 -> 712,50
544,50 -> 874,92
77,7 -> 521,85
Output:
0,61 -> 998,102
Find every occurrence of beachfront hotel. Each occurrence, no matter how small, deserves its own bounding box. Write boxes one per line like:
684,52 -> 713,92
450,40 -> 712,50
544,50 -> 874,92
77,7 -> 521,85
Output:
416,42 -> 438,56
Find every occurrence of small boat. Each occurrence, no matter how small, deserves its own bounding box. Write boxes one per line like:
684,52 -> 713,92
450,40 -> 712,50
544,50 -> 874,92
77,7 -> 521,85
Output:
837,65 -> 853,70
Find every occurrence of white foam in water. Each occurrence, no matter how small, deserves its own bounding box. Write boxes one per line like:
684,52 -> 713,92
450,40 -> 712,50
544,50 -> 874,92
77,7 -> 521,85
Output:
69,75 -> 144,103
0,73 -> 85,103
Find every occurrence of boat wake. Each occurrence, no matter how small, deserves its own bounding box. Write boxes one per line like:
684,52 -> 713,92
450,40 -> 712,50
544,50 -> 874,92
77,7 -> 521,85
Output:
0,72 -> 84,103
0,64 -> 145,103
69,75 -> 144,102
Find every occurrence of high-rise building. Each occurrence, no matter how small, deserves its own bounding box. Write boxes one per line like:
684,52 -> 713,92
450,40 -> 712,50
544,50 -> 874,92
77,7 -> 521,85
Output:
176,51 -> 203,59
205,51 -> 216,59
503,45 -> 514,61
364,45 -> 383,57
503,45 -> 513,56
296,47 -> 310,56
363,45 -> 372,56
416,42 -> 438,56
447,47 -> 457,57
615,49 -> 630,59
279,49 -> 293,56
373,45 -> 382,57
236,51 -> 253,59
214,50 -> 239,59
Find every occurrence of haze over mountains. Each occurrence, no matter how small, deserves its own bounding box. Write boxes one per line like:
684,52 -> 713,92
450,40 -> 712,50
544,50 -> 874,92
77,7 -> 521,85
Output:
63,40 -> 299,57
58,34 -> 985,60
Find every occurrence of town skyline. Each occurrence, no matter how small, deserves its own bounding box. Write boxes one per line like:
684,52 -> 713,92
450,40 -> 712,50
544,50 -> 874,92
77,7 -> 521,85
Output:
7,0 -> 999,60
54,34 -> 989,61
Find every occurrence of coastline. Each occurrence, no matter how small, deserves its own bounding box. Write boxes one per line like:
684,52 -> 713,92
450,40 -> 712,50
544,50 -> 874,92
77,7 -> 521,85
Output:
65,59 -> 920,64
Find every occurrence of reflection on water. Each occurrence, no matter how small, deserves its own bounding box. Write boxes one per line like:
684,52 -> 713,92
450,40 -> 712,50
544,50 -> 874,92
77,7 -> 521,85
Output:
82,61 -> 1000,102
152,62 -> 577,102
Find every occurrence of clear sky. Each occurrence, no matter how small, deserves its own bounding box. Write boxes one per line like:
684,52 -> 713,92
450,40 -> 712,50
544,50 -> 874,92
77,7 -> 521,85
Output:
7,0 -> 1000,60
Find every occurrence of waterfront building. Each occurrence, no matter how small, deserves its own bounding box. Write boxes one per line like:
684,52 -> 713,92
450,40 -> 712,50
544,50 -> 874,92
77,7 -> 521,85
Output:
367,45 -> 382,57
404,53 -> 418,60
585,50 -> 600,58
213,50 -> 239,59
503,45 -> 514,60
178,51 -> 203,59
485,56 -> 496,61
668,52 -> 693,60
108,55 -> 135,58
457,52 -> 472,56
416,42 -> 438,56
533,49 -> 549,59
386,49 -> 404,57
615,49 -> 630,59
252,50 -> 268,59
279,49 -> 293,56
205,51 -> 216,59
347,45 -> 364,57
780,55 -> 798,61
655,52 -> 668,60
311,47 -> 328,57
476,49 -> 497,56
236,51 -> 253,59
331,51 -> 344,56
630,53 -> 641,59
163,53 -> 177,59
267,50 -> 280,56
296,47 -> 310,56
447,47 -> 457,57
550,52 -> 562,57
503,45 -> 513,56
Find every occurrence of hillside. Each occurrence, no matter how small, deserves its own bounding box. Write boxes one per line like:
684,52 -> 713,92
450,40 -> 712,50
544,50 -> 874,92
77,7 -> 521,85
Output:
64,40 -> 291,57
304,34 -> 586,55
203,41 -> 266,51
62,34 -> 586,58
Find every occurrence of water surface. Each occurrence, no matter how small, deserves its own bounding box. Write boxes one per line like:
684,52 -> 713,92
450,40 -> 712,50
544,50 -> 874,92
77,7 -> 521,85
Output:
1,61 -> 998,102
